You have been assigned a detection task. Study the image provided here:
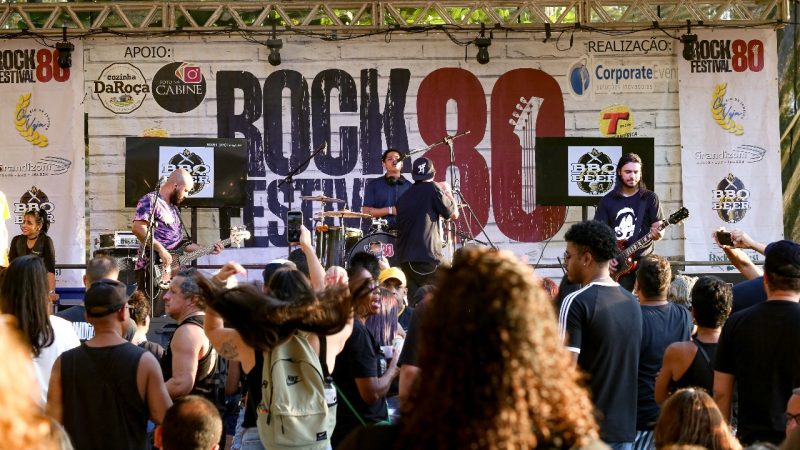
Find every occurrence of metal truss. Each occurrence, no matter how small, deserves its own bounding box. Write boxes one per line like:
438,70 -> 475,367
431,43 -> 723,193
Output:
0,1 -> 787,36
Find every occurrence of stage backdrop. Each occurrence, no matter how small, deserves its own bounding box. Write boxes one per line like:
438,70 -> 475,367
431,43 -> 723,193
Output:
83,32 -> 692,282
0,40 -> 85,285
678,29 -> 782,272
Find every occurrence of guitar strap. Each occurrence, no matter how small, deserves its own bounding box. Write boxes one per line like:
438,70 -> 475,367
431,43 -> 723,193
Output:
176,206 -> 193,244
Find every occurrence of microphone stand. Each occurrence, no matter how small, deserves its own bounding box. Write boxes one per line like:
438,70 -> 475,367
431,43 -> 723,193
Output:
139,178 -> 164,312
278,142 -> 328,258
429,131 -> 496,250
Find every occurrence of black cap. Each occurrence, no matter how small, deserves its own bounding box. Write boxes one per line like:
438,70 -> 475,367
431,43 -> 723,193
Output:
84,279 -> 128,317
764,240 -> 800,279
412,157 -> 435,181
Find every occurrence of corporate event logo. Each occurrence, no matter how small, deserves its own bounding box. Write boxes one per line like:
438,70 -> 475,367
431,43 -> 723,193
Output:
598,104 -> 634,137
687,38 -> 765,73
712,173 -> 750,223
694,144 -> 765,165
567,146 -> 620,196
14,93 -> 49,147
568,59 -> 591,97
152,62 -> 207,113
159,147 -> 214,198
14,186 -> 55,224
93,63 -> 149,114
711,82 -> 745,136
0,156 -> 71,177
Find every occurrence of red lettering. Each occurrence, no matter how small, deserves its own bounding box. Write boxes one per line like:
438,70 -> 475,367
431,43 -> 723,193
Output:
603,111 -> 629,134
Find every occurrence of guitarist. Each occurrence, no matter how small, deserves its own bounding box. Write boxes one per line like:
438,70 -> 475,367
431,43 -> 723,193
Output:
594,153 -> 664,291
131,168 -> 223,315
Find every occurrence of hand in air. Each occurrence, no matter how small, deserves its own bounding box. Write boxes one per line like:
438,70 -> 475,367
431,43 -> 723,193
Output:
215,261 -> 247,283
297,225 -> 312,249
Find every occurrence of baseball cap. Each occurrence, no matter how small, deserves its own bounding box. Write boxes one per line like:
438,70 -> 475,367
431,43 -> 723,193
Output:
379,267 -> 407,286
412,157 -> 436,181
764,240 -> 800,278
84,278 -> 128,317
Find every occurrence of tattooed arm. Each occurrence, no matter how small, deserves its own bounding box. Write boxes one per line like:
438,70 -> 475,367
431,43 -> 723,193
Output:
203,306 -> 256,373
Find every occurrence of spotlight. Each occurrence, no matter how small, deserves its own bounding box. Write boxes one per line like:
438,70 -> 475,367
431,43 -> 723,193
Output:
56,26 -> 74,69
267,23 -> 282,67
680,20 -> 697,61
475,23 -> 492,65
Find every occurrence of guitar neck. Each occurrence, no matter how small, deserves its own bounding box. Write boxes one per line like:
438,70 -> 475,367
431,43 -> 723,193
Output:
621,221 -> 666,258
178,238 -> 231,265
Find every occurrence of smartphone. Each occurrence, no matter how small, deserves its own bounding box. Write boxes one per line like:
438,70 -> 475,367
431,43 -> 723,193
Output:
716,230 -> 734,246
286,211 -> 302,243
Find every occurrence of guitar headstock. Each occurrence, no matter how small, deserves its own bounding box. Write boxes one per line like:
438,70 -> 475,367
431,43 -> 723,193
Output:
509,96 -> 542,136
230,227 -> 251,248
667,207 -> 690,226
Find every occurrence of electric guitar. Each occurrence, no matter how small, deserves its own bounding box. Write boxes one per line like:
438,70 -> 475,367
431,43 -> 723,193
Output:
150,227 -> 250,290
611,207 -> 689,281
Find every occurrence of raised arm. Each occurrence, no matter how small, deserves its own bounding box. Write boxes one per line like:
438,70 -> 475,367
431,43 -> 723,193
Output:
297,225 -> 325,290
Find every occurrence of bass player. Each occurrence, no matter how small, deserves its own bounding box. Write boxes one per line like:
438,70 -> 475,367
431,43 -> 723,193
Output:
594,153 -> 663,291
132,168 -> 223,315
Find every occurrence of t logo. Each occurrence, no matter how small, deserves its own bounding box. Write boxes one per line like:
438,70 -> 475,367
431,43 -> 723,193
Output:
603,111 -> 630,134
417,163 -> 427,174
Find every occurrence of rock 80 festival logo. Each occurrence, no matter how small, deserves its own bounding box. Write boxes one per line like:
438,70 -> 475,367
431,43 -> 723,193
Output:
159,147 -> 214,198
687,38 -> 764,74
712,173 -> 750,223
711,82 -> 745,136
567,146 -> 620,196
14,186 -> 54,224
14,93 -> 49,147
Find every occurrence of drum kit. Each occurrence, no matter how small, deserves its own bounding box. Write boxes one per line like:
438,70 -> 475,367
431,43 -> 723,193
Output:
301,195 -> 397,268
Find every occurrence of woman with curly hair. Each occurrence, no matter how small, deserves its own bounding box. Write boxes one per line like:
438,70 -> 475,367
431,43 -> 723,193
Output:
653,388 -> 741,450
339,246 -> 605,449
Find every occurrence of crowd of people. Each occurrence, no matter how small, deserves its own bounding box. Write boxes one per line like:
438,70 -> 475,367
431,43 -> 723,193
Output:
1,153 -> 800,450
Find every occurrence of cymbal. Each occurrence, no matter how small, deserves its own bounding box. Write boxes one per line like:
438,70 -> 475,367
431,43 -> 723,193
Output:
301,195 -> 345,203
319,209 -> 372,219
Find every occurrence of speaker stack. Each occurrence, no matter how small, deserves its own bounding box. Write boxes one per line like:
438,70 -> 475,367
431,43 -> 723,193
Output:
93,231 -> 139,289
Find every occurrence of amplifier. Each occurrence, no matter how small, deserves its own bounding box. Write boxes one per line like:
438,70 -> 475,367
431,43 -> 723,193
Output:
99,231 -> 139,249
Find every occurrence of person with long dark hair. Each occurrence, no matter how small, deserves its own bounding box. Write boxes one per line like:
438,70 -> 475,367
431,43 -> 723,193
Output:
594,152 -> 664,291
8,209 -> 57,302
340,246 -> 604,449
0,255 -> 78,404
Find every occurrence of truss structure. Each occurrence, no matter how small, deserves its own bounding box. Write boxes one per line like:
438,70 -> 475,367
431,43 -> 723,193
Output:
0,1 -> 787,36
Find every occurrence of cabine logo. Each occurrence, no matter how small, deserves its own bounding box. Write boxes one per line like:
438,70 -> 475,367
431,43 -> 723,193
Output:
711,82 -> 745,136
14,186 -> 54,224
152,61 -> 207,113
162,149 -> 211,195
712,173 -> 750,223
14,93 -> 49,147
567,59 -> 591,97
569,148 -> 616,195
687,39 -> 764,73
598,104 -> 635,137
93,63 -> 149,114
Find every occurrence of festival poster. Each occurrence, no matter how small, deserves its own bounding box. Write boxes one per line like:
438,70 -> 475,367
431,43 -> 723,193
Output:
678,29 -> 781,272
0,40 -> 85,285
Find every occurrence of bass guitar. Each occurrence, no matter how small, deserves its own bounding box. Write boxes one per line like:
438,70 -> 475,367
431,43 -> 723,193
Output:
150,227 -> 251,290
611,207 -> 689,281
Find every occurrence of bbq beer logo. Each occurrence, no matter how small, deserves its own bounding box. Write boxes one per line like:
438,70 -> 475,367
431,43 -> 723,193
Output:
712,173 -> 750,223
159,147 -> 214,198
567,146 -> 620,196
14,186 -> 55,224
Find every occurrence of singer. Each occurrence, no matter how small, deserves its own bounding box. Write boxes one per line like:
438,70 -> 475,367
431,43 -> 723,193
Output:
130,168 -> 222,315
362,149 -> 411,230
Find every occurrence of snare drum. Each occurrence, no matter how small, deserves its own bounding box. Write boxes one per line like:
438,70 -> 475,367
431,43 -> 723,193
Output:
348,232 -> 398,268
315,226 -> 363,268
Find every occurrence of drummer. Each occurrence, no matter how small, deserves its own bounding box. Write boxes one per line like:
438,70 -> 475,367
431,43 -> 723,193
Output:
362,149 -> 411,230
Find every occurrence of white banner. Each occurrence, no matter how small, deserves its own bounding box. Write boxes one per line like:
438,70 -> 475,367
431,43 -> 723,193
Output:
0,40 -> 85,285
678,29 -> 781,271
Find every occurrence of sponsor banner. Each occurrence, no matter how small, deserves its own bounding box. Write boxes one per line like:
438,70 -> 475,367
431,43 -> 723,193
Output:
567,146 -> 621,196
0,40 -> 84,285
85,35 -> 683,268
678,29 -> 781,272
158,146 -> 215,198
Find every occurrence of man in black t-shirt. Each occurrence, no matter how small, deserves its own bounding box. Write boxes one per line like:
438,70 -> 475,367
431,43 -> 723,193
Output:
714,240 -> 800,445
595,153 -> 663,291
395,157 -> 458,296
634,255 -> 692,448
558,220 -> 642,449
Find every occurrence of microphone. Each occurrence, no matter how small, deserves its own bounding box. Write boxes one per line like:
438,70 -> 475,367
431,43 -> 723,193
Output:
392,152 -> 408,167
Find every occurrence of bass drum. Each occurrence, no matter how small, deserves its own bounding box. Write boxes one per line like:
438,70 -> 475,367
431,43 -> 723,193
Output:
315,226 -> 363,268
348,232 -> 398,268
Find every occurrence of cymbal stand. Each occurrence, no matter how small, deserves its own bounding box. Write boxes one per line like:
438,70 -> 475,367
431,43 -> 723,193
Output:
440,132 -> 496,250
